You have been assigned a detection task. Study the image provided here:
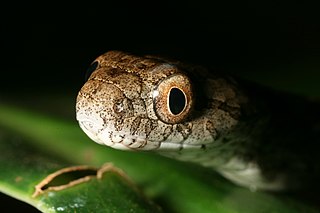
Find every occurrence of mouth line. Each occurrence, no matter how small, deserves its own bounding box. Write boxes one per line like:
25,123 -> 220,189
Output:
77,118 -> 159,150
108,132 -> 161,151
78,117 -> 203,152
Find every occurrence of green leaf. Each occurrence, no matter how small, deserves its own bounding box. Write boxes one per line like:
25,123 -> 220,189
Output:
0,119 -> 161,213
0,103 -> 319,213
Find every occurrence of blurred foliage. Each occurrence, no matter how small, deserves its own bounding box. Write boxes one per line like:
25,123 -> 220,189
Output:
0,93 -> 319,213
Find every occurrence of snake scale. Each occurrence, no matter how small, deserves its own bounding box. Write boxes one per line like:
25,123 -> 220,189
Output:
76,51 -> 320,191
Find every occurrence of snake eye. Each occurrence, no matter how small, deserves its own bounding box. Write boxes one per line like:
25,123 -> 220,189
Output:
153,74 -> 193,124
85,61 -> 99,81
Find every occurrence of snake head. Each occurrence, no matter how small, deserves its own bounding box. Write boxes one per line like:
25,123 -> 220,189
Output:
76,51 -> 245,153
76,51 -> 293,191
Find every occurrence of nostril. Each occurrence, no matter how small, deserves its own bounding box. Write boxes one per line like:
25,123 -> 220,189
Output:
114,101 -> 125,114
112,98 -> 134,117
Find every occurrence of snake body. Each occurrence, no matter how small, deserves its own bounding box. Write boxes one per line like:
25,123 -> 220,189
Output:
76,51 -> 320,191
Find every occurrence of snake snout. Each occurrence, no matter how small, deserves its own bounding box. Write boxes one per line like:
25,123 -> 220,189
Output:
77,117 -> 104,145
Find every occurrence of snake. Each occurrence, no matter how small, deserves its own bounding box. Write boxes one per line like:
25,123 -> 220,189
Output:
76,51 -> 320,191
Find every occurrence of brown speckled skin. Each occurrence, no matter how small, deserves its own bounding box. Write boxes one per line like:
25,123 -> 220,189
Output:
76,51 -> 250,150
76,51 -> 320,191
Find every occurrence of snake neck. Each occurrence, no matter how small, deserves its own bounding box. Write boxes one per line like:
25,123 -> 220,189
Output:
159,78 -> 320,190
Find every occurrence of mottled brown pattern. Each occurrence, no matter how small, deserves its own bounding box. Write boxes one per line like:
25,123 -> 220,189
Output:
77,51 -> 309,190
77,50 -> 249,148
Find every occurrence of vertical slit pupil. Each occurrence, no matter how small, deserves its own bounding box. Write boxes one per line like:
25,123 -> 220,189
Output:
169,88 -> 186,115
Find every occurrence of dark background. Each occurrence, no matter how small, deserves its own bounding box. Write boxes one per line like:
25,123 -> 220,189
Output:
1,1 -> 320,211
2,2 -> 320,98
